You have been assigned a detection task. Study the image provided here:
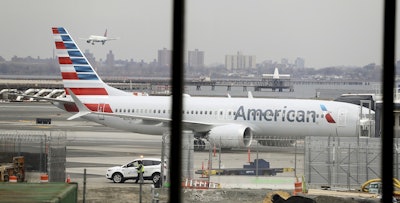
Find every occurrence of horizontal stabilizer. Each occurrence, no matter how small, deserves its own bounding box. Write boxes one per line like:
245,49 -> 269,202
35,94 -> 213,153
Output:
66,88 -> 91,120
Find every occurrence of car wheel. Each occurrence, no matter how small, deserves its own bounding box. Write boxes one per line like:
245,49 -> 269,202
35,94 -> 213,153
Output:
112,173 -> 124,183
152,173 -> 161,184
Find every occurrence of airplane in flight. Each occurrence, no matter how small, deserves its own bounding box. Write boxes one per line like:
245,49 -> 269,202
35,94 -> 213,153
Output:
49,27 -> 375,150
82,29 -> 118,45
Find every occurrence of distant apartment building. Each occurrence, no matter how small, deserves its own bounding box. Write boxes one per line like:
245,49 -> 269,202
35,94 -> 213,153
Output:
158,48 -> 171,68
188,49 -> 204,70
105,50 -> 115,67
295,57 -> 305,68
225,52 -> 256,71
281,58 -> 289,66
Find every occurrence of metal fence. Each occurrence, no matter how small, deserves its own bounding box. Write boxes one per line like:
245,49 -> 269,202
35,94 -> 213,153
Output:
304,136 -> 399,190
0,130 -> 66,182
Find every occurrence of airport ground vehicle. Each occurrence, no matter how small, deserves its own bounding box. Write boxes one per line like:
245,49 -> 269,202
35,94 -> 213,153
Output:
196,159 -> 291,176
106,158 -> 165,184
0,156 -> 25,182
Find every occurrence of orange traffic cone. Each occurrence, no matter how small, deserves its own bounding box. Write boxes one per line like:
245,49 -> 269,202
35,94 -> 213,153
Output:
66,175 -> 71,183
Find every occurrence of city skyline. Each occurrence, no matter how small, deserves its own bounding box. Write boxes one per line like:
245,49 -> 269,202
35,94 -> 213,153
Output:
0,0 -> 394,69
1,48 -> 309,69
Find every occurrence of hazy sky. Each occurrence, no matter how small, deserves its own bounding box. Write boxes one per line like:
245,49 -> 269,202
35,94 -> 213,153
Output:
0,0 -> 396,68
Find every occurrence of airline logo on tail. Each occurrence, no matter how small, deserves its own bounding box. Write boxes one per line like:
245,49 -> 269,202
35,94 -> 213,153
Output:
320,104 -> 336,123
52,27 -> 108,96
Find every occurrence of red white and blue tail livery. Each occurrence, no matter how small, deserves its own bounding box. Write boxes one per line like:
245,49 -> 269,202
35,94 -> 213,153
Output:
48,27 -> 375,149
52,27 -> 129,97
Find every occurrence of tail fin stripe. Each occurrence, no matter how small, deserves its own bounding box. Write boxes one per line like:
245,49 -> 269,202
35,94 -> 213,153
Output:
74,66 -> 93,72
60,65 -> 94,74
71,58 -> 89,65
63,80 -> 106,87
68,51 -> 83,57
65,88 -> 108,96
62,72 -> 78,80
61,35 -> 72,41
60,65 -> 75,72
62,72 -> 98,80
58,57 -> 73,64
52,27 -> 67,34
55,42 -> 66,49
63,43 -> 78,49
77,74 -> 98,80
55,41 -> 78,50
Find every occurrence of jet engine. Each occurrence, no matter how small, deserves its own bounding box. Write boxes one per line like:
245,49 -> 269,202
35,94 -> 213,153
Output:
207,124 -> 253,149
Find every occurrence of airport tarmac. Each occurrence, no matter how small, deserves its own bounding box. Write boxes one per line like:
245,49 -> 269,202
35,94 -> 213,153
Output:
0,102 -> 345,202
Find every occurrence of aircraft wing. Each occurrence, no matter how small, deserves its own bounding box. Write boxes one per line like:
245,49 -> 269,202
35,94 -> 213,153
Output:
87,111 -> 216,132
106,37 -> 119,41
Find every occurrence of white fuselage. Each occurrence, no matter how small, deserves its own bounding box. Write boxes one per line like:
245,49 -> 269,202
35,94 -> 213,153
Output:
60,95 -> 370,138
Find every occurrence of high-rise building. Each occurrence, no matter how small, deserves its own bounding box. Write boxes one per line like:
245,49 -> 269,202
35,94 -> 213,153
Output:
158,48 -> 171,68
105,50 -> 115,67
295,57 -> 305,68
188,49 -> 204,70
225,51 -> 256,70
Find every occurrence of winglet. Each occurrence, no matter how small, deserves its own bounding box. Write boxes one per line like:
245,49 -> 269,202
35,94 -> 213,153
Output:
66,88 -> 91,120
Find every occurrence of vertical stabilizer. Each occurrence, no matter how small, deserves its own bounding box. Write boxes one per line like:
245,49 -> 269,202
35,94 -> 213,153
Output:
52,27 -> 129,97
273,67 -> 280,79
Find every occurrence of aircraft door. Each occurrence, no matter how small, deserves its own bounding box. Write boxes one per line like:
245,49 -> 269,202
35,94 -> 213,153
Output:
337,109 -> 347,127
97,103 -> 106,120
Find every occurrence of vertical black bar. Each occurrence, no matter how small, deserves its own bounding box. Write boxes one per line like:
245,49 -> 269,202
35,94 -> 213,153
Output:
382,0 -> 395,202
170,0 -> 184,202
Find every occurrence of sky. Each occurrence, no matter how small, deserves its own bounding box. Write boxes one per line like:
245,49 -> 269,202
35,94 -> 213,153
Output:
0,0 -> 396,68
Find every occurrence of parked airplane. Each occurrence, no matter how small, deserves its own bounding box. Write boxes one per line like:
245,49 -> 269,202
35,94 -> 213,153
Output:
82,29 -> 118,45
49,27 -> 375,149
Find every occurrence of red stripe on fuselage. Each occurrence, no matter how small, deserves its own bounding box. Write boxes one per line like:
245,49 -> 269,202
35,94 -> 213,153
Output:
65,88 -> 108,96
61,72 -> 78,79
63,103 -> 113,113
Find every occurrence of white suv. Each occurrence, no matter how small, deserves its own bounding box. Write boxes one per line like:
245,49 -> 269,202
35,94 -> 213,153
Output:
106,158 -> 166,184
